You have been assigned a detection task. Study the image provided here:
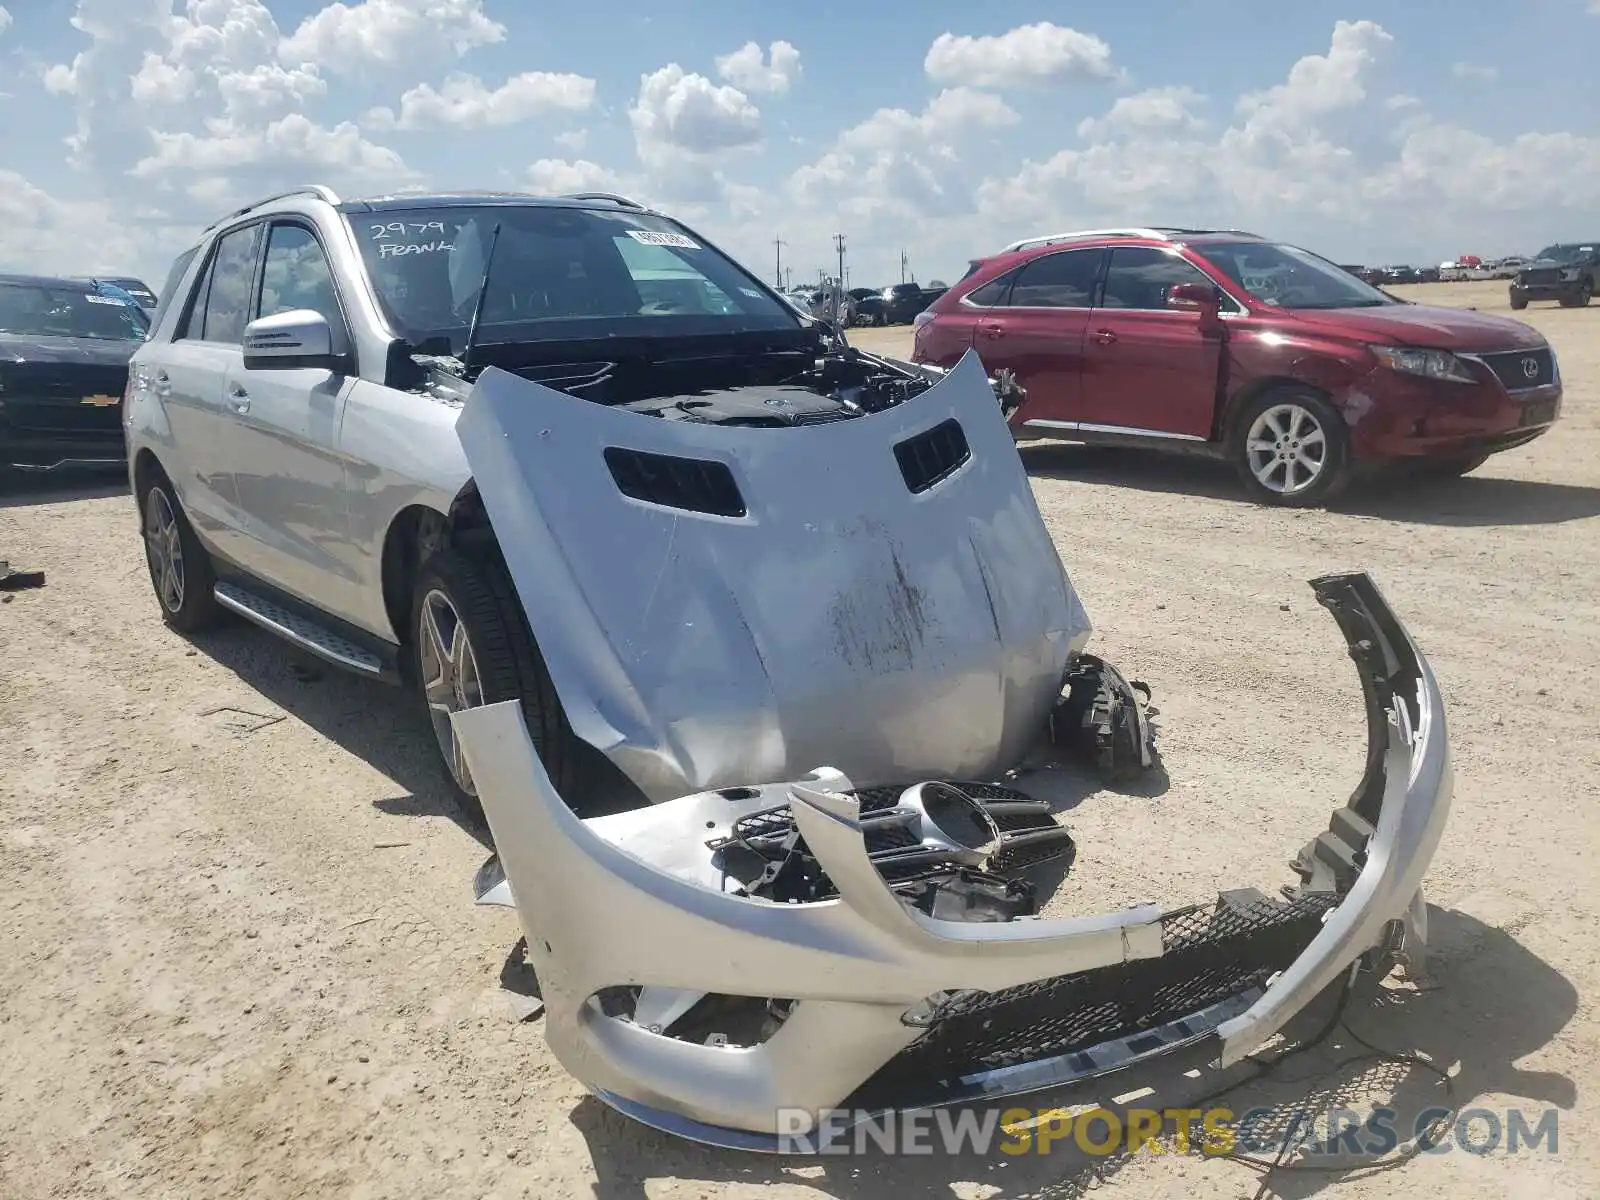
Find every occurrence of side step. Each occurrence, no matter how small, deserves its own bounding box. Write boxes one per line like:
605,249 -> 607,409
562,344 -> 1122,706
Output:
213,582 -> 384,676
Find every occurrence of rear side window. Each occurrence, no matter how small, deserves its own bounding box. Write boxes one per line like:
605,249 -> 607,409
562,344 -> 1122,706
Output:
965,270 -> 1017,307
180,223 -> 263,344
1008,249 -> 1104,308
1100,247 -> 1216,311
152,247 -> 198,331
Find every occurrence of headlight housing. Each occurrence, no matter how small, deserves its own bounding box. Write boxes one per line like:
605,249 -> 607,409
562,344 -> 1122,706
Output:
1369,345 -> 1477,384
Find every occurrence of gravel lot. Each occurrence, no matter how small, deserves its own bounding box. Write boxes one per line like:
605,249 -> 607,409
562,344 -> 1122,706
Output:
3,280 -> 1597,1199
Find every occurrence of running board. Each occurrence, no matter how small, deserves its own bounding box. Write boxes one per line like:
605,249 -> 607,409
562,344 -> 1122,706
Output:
213,582 -> 385,676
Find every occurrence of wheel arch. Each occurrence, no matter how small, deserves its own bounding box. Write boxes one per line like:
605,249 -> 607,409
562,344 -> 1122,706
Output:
1216,375 -> 1339,444
378,481 -> 498,650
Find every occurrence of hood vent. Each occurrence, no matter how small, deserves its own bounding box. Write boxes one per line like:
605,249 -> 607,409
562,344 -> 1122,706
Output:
894,419 -> 971,494
603,447 -> 747,518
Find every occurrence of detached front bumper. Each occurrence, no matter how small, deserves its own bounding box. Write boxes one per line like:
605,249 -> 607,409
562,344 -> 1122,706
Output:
454,572 -> 1450,1150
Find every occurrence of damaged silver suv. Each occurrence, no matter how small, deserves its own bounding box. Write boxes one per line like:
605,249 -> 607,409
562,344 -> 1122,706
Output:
127,186 -> 1025,805
128,186 -> 1451,1149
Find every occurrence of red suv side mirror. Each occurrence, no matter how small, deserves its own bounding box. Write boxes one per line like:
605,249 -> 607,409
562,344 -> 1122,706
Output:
1166,282 -> 1221,313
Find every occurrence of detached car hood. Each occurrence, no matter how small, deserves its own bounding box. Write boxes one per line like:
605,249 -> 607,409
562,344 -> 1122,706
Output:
455,350 -> 1091,802
1285,303 -> 1546,350
0,333 -> 140,367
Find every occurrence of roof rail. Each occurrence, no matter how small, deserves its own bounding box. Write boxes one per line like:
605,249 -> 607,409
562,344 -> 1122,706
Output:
562,191 -> 646,210
202,185 -> 342,234
1001,226 -> 1262,253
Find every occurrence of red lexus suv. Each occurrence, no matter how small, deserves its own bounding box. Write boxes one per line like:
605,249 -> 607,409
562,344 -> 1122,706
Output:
912,228 -> 1563,505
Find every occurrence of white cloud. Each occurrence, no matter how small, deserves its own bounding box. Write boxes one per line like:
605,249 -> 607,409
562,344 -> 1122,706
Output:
0,170 -> 171,277
630,63 -> 763,160
366,71 -> 596,130
974,19 -> 1600,261
790,87 -> 1018,222
555,128 -> 589,152
129,51 -> 198,104
131,113 -> 413,182
279,0 -> 504,73
1077,86 -> 1205,139
524,158 -> 630,196
1450,62 -> 1499,83
924,23 -> 1118,88
0,7 -> 12,39
715,40 -> 802,94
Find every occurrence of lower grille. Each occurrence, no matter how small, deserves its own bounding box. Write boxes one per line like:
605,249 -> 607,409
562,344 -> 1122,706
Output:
1478,347 -> 1555,391
847,891 -> 1338,1105
1518,269 -> 1561,286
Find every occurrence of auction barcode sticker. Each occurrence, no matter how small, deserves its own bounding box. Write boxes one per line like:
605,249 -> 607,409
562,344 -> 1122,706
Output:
626,229 -> 700,249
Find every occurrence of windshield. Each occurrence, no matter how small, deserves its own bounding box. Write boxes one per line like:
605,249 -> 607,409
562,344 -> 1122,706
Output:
0,282 -> 149,341
1198,241 -> 1399,310
348,204 -> 798,353
1534,245 -> 1593,264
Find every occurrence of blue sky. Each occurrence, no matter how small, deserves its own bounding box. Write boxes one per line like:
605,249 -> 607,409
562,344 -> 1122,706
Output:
2,0 -> 1598,289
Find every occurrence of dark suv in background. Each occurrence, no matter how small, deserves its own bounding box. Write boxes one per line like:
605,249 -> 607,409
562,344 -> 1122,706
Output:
913,227 -> 1561,505
1510,243 -> 1597,309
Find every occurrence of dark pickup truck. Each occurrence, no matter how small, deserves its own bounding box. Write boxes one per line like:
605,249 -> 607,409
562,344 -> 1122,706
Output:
1510,243 -> 1598,309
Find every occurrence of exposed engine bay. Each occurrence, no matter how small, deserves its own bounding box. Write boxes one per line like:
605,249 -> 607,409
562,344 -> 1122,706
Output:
416,336 -> 1024,424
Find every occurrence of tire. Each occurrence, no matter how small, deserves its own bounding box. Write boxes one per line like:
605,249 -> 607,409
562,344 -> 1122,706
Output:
408,546 -> 580,817
1231,387 -> 1352,507
138,471 -> 222,633
1509,293 -> 1529,311
1558,280 -> 1592,308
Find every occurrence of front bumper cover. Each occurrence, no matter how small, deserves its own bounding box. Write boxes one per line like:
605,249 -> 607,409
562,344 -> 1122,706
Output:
454,571 -> 1450,1150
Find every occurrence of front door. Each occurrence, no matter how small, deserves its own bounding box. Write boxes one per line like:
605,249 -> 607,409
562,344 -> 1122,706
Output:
970,247 -> 1104,428
1078,246 -> 1223,439
219,220 -> 361,617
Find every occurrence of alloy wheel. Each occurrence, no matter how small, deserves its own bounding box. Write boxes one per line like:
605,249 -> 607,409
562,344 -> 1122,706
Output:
143,487 -> 185,614
1245,403 -> 1330,497
419,588 -> 485,796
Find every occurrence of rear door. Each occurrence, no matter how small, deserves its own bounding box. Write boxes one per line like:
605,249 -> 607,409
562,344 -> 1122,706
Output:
970,247 -> 1104,427
151,221 -> 263,554
1077,246 -> 1224,439
218,219 -> 361,614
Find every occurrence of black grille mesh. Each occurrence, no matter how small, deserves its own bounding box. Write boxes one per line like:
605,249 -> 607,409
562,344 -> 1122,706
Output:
848,891 -> 1338,1102
894,419 -> 970,493
1479,348 -> 1555,391
603,447 -> 746,517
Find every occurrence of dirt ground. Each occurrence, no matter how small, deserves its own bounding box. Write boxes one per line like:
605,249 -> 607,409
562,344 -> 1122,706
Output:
2,279 -> 1597,1199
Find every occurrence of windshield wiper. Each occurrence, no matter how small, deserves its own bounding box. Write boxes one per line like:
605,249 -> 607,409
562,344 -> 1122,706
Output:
460,221 -> 503,375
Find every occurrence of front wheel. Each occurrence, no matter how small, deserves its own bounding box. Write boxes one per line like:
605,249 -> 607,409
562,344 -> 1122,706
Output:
139,474 -> 222,633
1509,292 -> 1529,311
1231,389 -> 1352,507
1558,281 -> 1593,308
409,548 -> 580,817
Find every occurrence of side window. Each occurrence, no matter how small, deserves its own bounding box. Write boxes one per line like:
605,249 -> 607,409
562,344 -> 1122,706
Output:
195,224 -> 263,344
1007,249 -> 1104,308
965,270 -> 1017,307
257,223 -> 344,335
1100,247 -> 1217,311
152,246 -> 198,332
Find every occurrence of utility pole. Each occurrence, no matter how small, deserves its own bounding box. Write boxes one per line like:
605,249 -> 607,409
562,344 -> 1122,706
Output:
783,265 -> 793,291
773,237 -> 785,289
900,250 -> 908,284
833,233 -> 847,322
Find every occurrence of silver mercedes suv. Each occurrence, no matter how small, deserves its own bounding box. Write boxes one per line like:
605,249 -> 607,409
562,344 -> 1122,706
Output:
125,185 -> 1012,809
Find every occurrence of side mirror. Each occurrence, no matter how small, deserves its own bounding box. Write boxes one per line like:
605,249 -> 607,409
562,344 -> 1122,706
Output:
1167,282 -> 1222,314
242,310 -> 343,372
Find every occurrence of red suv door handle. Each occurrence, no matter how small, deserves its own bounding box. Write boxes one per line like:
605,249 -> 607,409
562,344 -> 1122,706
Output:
981,323 -> 1005,339
1091,328 -> 1118,345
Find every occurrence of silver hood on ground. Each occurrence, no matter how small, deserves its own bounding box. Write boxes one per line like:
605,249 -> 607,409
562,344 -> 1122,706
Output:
454,350 -> 1090,801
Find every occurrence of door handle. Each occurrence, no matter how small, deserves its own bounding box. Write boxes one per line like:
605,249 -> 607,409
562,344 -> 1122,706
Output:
228,385 -> 251,414
981,323 -> 1005,339
1091,329 -> 1118,345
